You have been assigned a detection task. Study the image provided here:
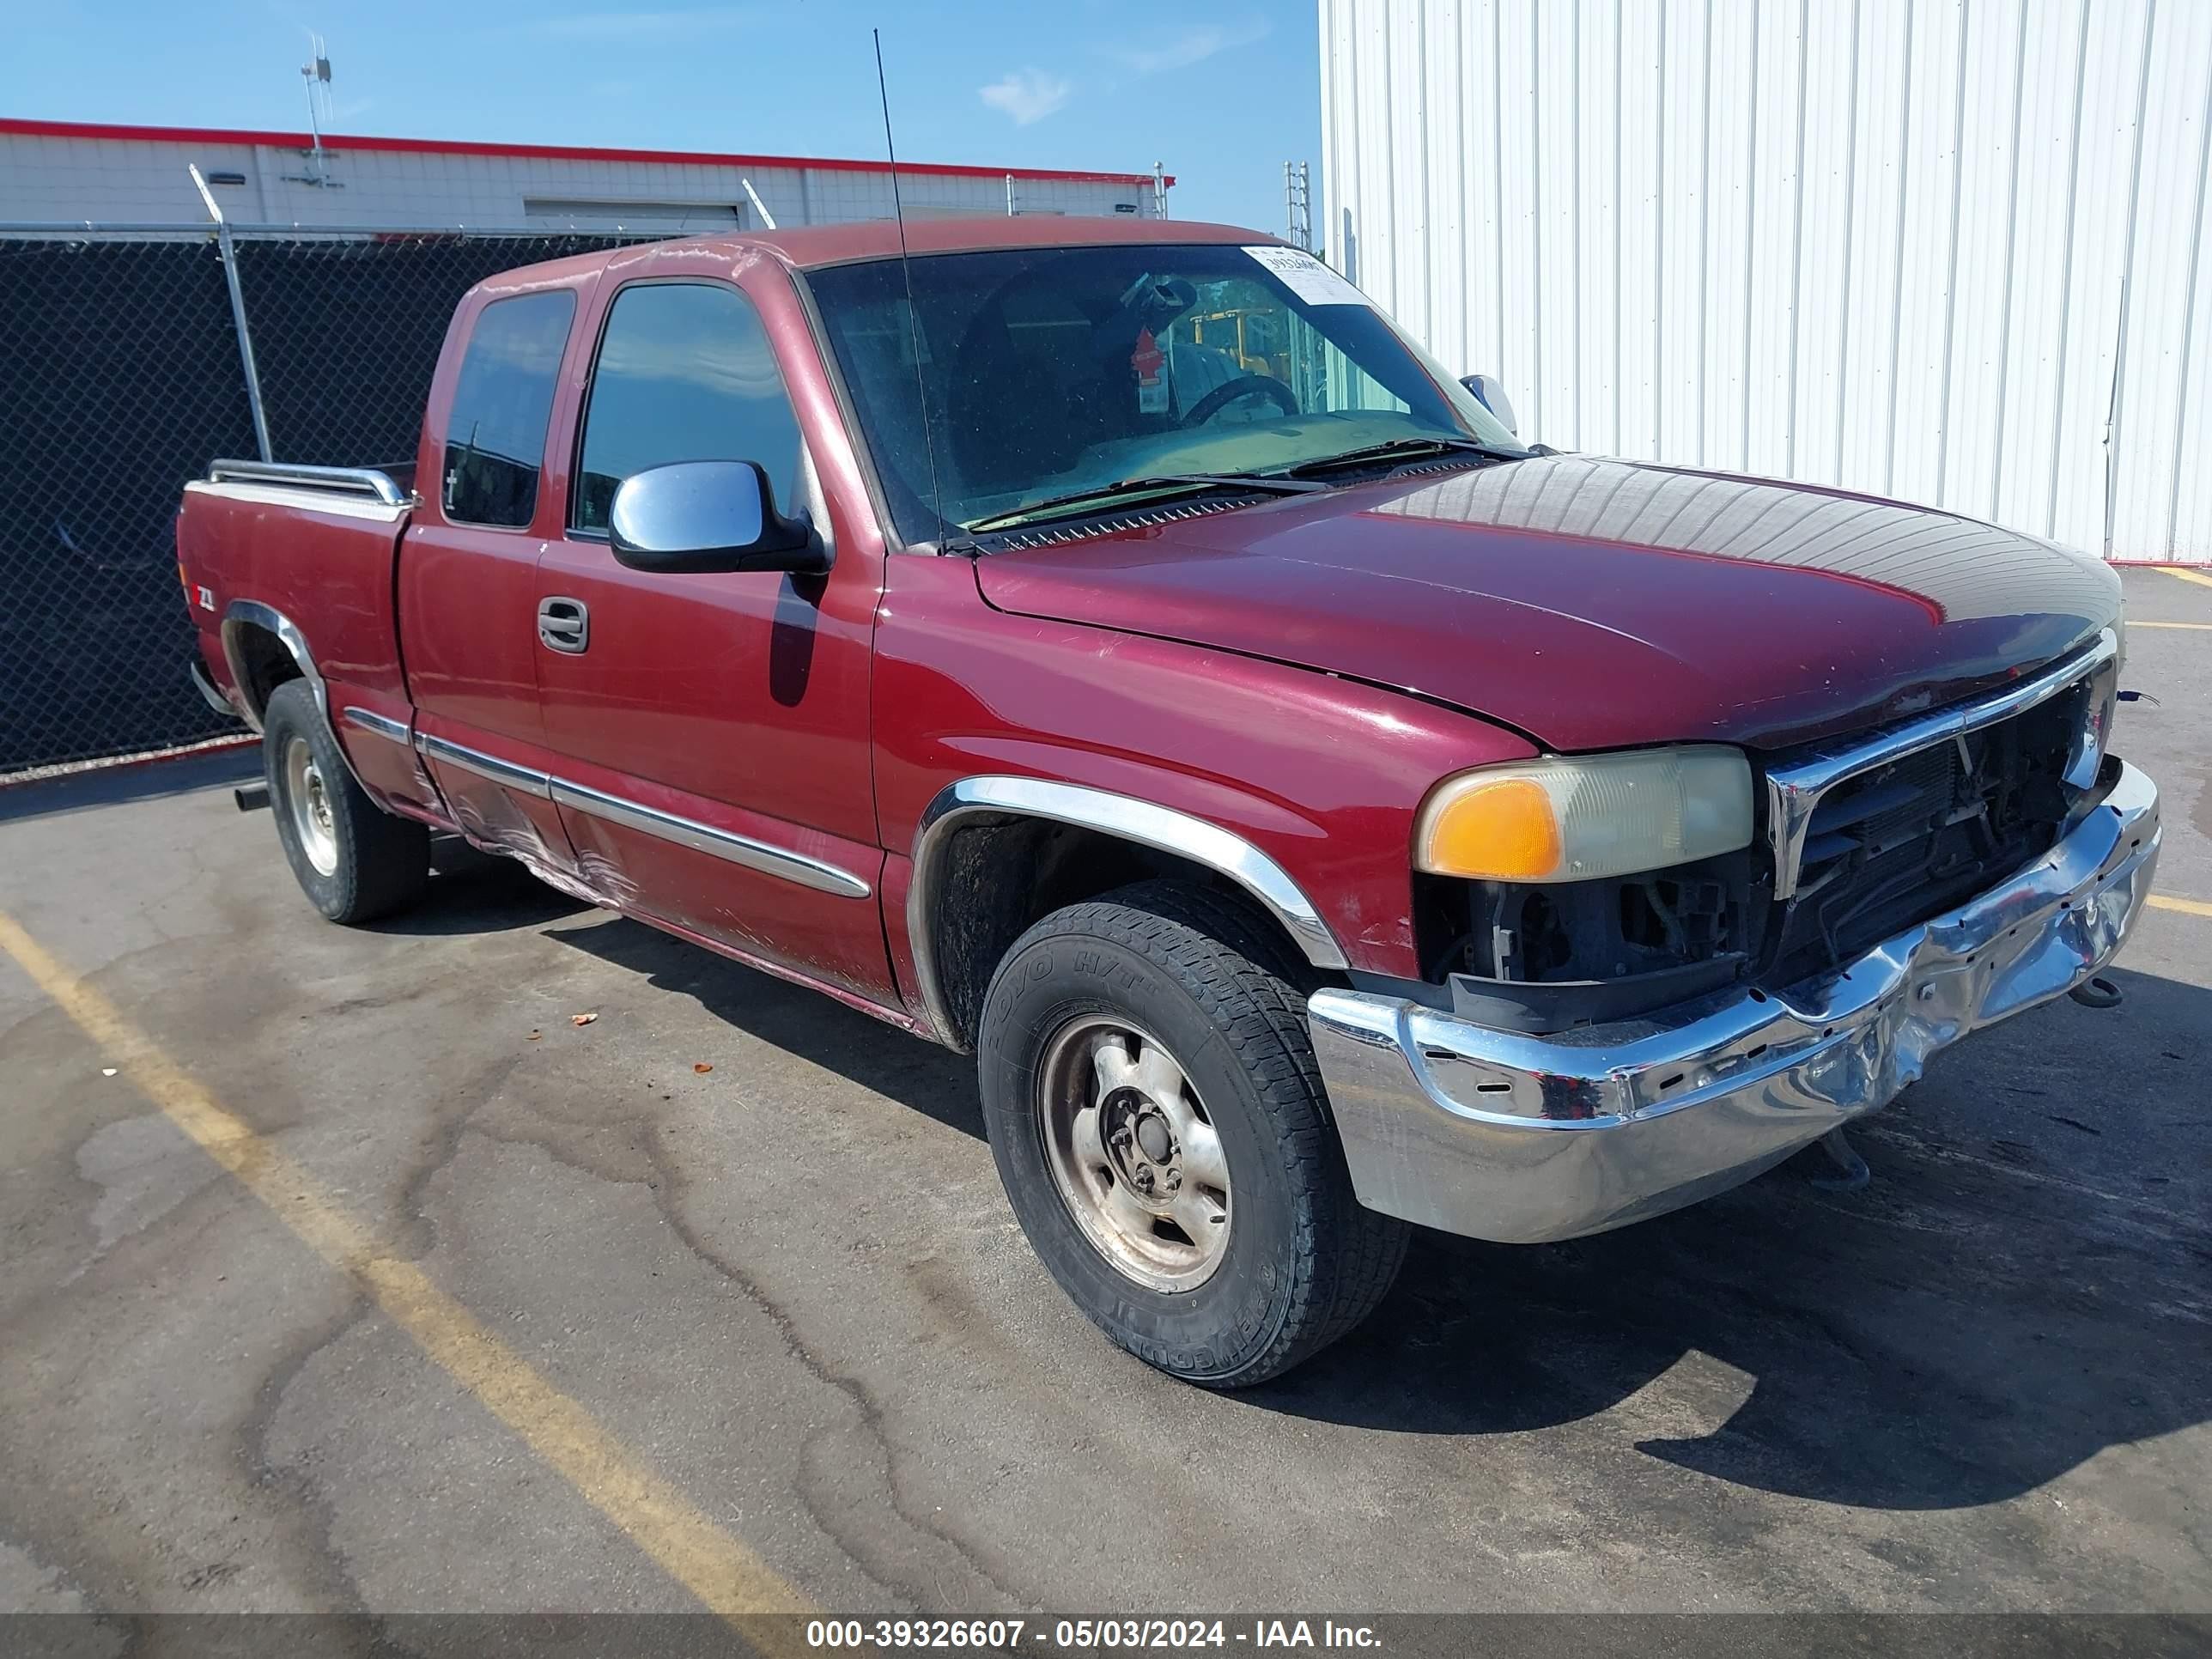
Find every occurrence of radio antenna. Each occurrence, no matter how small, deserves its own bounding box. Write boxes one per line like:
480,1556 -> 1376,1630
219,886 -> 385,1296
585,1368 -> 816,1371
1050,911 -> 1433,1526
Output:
873,28 -> 951,550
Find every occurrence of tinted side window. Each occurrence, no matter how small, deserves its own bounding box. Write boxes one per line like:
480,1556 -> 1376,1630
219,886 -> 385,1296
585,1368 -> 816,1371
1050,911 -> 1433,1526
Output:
573,283 -> 802,532
442,290 -> 574,528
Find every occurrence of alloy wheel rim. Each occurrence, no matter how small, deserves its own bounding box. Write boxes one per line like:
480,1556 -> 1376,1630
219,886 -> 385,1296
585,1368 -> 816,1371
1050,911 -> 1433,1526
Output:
283,736 -> 339,877
1037,1016 -> 1231,1291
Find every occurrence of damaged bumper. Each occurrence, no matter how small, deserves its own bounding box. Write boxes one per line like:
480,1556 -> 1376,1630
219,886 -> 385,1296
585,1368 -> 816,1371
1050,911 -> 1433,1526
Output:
1309,759 -> 2161,1244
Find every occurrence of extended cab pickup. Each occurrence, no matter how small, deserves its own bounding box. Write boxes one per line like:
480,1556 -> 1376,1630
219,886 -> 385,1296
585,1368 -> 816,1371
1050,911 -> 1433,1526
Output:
178,216 -> 2161,1386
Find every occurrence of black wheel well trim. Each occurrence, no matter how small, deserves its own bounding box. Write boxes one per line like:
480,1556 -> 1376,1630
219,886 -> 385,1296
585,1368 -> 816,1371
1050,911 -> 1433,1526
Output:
905,775 -> 1350,1052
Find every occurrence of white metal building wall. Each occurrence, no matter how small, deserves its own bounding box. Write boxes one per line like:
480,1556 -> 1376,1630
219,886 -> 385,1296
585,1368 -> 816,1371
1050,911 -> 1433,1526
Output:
1318,0 -> 2212,562
0,127 -> 1164,234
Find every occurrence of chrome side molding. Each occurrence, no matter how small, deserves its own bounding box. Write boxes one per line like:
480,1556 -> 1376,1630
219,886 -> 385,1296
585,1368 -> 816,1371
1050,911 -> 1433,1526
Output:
1764,628 -> 2119,899
551,777 -> 872,898
338,706 -> 411,745
409,730 -> 871,899
907,775 -> 1348,1049
416,732 -> 553,799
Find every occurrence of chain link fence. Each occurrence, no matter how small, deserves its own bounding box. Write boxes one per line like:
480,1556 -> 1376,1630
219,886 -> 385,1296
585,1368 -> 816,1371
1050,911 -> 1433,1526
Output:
0,228 -> 653,776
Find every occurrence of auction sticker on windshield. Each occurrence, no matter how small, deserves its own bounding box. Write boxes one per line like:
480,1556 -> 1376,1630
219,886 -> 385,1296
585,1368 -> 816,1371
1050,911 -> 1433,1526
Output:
1243,246 -> 1367,306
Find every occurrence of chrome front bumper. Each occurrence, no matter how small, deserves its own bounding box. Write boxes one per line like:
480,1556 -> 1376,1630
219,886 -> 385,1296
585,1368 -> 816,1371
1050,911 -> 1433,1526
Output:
1309,759 -> 2161,1244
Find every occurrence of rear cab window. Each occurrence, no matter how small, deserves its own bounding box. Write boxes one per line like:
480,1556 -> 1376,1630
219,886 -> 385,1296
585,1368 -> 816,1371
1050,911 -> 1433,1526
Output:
571,281 -> 804,533
442,290 -> 575,528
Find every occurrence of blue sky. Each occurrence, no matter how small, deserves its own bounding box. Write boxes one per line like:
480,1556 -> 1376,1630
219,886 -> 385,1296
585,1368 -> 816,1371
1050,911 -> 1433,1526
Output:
3,1 -> 1322,231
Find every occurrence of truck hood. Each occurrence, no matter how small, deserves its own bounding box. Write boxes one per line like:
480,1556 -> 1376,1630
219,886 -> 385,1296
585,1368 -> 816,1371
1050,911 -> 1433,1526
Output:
972,454 -> 2121,752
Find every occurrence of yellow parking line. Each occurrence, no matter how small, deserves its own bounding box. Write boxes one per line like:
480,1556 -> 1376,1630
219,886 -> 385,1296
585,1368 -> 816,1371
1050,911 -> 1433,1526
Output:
2154,564 -> 2212,591
0,910 -> 815,1637
2149,895 -> 2212,920
2133,620 -> 2212,630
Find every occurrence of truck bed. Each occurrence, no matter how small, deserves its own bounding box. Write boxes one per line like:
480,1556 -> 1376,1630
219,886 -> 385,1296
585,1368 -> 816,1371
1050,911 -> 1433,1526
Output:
176,459 -> 422,802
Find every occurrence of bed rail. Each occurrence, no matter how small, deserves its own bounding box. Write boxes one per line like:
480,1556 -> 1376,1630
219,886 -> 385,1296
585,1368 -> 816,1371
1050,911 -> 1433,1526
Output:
204,459 -> 412,507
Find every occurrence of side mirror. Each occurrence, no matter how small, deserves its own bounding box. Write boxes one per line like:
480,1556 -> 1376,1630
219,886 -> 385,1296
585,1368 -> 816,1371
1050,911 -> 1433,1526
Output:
1460,373 -> 1517,436
608,460 -> 826,575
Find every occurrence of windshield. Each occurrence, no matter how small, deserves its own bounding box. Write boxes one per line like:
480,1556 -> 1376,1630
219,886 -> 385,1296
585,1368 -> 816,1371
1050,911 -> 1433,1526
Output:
806,242 -> 1525,540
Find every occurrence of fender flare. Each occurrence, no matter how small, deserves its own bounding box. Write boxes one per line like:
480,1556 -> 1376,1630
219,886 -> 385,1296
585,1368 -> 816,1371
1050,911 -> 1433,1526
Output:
219,599 -> 325,731
906,775 -> 1349,1049
218,599 -> 380,795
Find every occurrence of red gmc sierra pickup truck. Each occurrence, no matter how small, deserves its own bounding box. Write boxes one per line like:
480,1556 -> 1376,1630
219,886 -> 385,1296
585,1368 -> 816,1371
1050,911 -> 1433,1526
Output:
177,216 -> 2161,1387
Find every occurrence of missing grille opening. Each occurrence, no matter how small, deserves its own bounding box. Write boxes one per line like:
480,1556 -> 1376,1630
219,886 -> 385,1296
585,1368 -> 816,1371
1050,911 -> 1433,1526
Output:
1766,688 -> 2085,985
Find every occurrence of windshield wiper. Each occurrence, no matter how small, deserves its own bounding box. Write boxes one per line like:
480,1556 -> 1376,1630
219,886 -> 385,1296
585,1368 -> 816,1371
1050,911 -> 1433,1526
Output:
968,472 -> 1331,533
1273,435 -> 1526,479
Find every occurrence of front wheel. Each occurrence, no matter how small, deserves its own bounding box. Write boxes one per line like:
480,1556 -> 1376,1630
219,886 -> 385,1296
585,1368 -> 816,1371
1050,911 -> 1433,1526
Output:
977,881 -> 1408,1388
263,679 -> 429,925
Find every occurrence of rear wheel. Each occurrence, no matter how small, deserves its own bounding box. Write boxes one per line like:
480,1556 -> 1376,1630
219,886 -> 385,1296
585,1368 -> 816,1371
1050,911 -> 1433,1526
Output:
263,679 -> 428,925
977,880 -> 1408,1388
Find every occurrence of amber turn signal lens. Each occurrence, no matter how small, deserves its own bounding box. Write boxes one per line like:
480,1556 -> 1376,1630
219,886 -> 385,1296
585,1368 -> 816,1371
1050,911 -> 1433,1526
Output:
1419,775 -> 1564,880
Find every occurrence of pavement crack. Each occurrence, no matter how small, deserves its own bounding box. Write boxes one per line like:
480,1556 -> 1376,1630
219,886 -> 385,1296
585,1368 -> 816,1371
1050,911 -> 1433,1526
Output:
642,1131 -> 1032,1613
236,1291 -> 381,1616
389,1051 -> 527,1264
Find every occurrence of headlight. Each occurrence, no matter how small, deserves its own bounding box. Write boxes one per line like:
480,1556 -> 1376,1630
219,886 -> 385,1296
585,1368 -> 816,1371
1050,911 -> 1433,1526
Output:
2065,654 -> 2122,790
1415,746 -> 1755,882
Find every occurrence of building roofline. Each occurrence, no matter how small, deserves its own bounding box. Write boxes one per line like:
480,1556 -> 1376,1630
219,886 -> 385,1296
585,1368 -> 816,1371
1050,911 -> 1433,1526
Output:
0,117 -> 1175,190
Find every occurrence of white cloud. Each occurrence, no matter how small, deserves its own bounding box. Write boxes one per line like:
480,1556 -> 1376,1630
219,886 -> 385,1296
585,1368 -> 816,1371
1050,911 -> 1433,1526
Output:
978,67 -> 1072,126
1107,19 -> 1271,75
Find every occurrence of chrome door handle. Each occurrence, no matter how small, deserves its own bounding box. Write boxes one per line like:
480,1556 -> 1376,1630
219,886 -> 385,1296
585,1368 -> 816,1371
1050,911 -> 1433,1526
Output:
538,596 -> 589,653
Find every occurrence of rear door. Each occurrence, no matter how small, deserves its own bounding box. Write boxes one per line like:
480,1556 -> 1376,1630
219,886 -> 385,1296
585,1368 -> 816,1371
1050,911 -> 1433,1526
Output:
402,285 -> 583,878
532,263 -> 890,1000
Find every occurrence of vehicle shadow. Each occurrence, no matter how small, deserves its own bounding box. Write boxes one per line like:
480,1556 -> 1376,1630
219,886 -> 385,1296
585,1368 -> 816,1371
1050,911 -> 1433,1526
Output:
546,913 -> 985,1142
1244,963 -> 2211,1510
535,902 -> 2211,1514
363,848 -> 598,938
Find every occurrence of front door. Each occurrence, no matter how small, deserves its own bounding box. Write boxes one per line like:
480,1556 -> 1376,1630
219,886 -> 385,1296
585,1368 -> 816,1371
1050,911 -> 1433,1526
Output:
532,273 -> 889,1000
